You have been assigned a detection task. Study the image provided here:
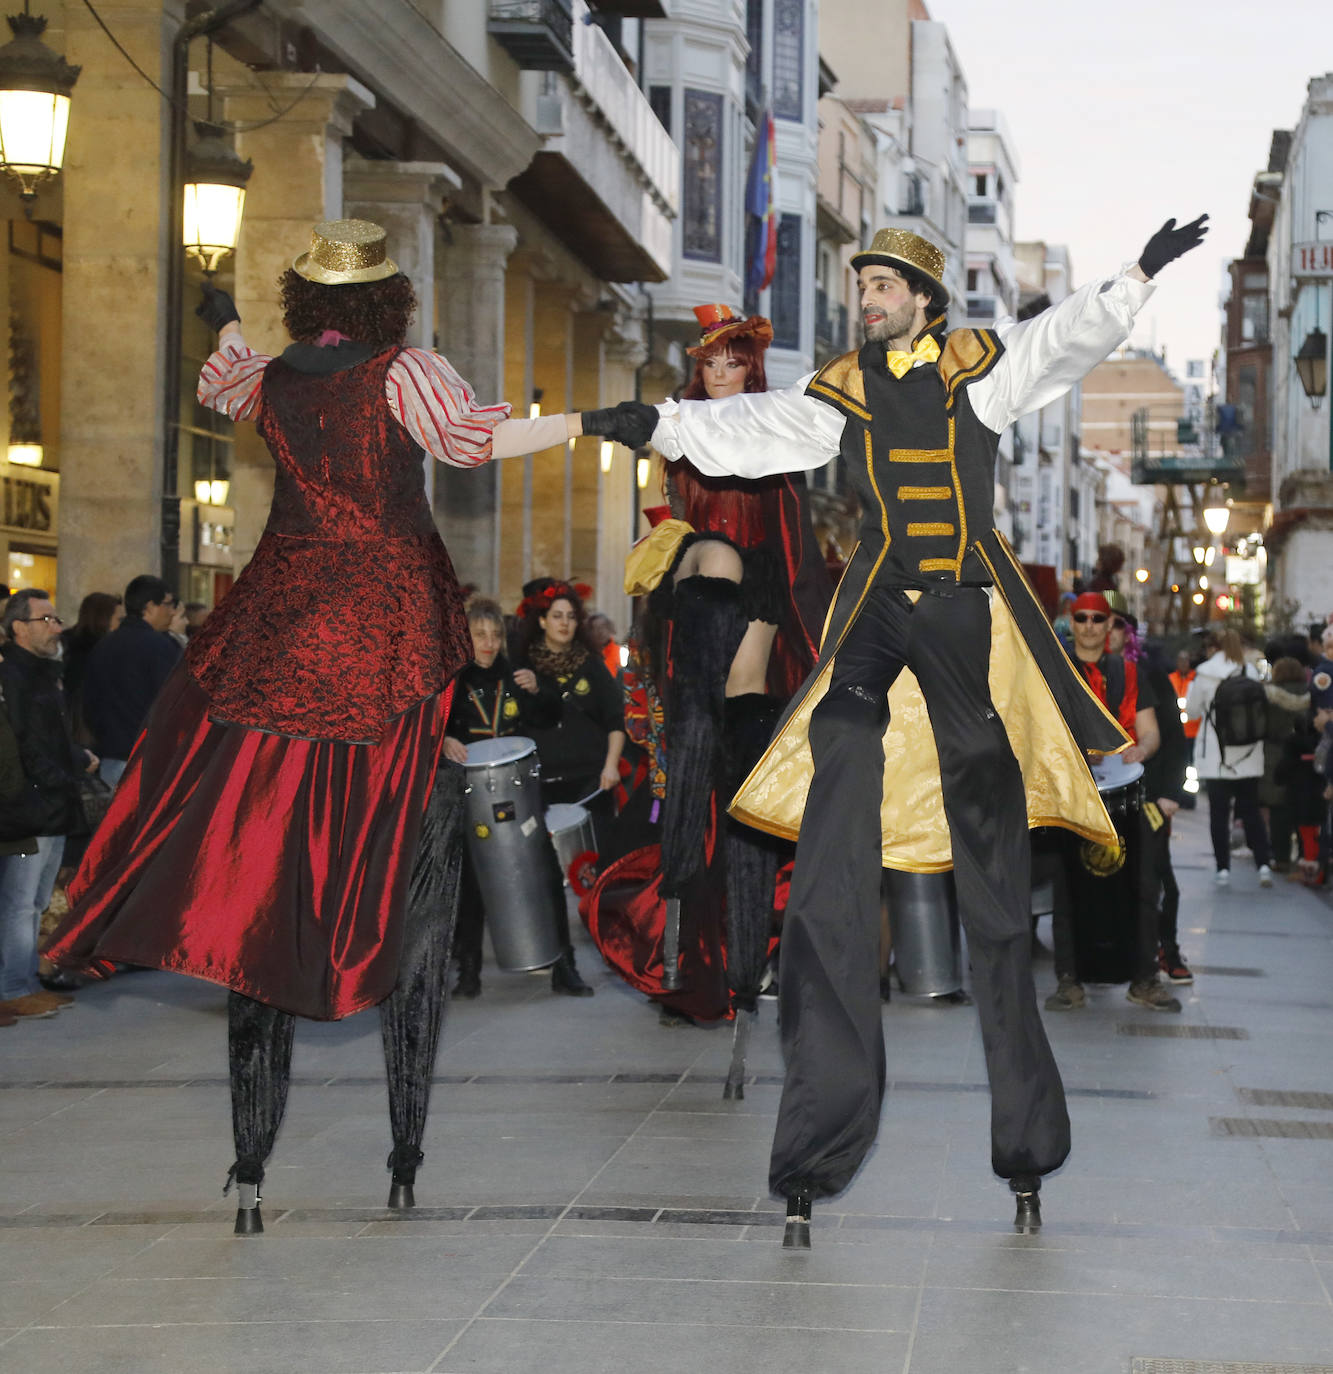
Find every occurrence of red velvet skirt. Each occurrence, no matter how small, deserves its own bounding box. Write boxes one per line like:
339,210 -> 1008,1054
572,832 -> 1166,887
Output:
46,666 -> 449,1020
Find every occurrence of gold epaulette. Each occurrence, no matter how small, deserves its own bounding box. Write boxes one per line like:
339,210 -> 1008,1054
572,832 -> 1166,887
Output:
805,350 -> 869,422
938,329 -> 1004,410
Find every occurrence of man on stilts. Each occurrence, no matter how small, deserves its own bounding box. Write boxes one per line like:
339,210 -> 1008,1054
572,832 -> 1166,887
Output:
583,214 -> 1208,1245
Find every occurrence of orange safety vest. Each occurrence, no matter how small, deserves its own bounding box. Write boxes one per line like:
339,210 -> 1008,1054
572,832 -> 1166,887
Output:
1168,668 -> 1200,739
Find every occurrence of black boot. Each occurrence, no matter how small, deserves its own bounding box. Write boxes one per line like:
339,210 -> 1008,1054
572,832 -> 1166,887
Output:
387,1144 -> 424,1209
551,946 -> 593,996
225,1155 -> 265,1235
1010,1174 -> 1042,1233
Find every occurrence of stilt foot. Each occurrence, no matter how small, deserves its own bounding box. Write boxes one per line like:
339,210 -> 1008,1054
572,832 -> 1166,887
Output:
388,1180 -> 416,1210
661,898 -> 683,991
782,1189 -> 813,1249
1011,1176 -> 1042,1233
233,1182 -> 263,1235
722,1006 -> 754,1101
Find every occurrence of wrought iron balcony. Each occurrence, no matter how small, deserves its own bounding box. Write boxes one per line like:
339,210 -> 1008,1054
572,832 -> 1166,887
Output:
488,0 -> 575,74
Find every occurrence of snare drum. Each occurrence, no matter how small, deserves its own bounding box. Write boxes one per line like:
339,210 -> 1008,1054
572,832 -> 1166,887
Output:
1069,755 -> 1144,984
463,737 -> 562,971
545,803 -> 597,892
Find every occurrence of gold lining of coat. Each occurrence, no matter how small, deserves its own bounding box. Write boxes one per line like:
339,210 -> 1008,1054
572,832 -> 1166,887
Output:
907,522 -> 955,538
898,485 -> 952,500
940,331 -> 1000,411
729,565 -> 1124,871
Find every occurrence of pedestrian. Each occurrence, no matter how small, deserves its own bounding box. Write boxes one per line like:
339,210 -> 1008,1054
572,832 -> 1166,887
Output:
0,589 -> 98,1022
81,575 -> 181,788
583,212 -> 1208,1241
585,612 -> 622,679
1185,628 -> 1273,887
1261,657 -> 1312,869
1168,648 -> 1200,767
61,592 -> 124,745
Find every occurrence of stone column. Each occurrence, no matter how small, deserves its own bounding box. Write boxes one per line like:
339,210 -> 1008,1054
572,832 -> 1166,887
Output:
436,222 -> 517,594
529,283 -> 578,583
56,0 -> 179,617
220,75 -> 374,569
499,261 -> 535,608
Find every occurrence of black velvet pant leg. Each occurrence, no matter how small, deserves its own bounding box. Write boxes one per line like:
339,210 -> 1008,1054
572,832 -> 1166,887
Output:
1135,810 -> 1170,983
379,762 -> 466,1178
227,993 -> 296,1188
907,591 -> 1069,1181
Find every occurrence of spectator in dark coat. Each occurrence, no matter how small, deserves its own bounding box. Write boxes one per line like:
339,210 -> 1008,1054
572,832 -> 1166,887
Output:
81,575 -> 181,787
61,592 -> 124,747
0,590 -> 98,1019
1261,658 -> 1312,869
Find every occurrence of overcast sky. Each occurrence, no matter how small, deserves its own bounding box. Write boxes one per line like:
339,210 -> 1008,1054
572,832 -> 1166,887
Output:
927,0 -> 1328,376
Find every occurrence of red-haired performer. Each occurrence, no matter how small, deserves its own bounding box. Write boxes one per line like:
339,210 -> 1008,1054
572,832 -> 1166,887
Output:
47,220 -> 614,1232
599,306 -> 829,1076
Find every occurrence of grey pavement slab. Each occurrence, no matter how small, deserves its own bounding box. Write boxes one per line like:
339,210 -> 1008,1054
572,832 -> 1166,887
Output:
2,807 -> 1332,1372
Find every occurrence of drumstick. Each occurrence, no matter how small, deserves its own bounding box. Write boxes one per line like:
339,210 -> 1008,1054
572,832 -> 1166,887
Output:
571,786 -> 604,807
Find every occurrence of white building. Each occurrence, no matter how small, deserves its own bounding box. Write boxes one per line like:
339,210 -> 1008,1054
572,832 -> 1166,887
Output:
1265,72 -> 1333,625
643,0 -> 821,390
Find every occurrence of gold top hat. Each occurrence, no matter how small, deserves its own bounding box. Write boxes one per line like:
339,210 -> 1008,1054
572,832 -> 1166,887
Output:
685,303 -> 774,357
292,219 -> 399,286
851,228 -> 949,304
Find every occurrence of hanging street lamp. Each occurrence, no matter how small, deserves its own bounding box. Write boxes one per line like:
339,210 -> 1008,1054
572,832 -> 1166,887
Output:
0,2 -> 80,213
1294,326 -> 1327,409
183,123 -> 252,275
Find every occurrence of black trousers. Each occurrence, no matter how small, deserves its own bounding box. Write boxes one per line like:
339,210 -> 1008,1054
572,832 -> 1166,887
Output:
1205,777 -> 1271,870
770,584 -> 1070,1197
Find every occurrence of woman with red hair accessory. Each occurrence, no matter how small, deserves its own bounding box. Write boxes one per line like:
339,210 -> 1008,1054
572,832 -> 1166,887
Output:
598,306 -> 830,1085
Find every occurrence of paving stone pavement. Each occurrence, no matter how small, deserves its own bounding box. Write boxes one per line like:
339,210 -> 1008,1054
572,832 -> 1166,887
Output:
2,808 -> 1332,1373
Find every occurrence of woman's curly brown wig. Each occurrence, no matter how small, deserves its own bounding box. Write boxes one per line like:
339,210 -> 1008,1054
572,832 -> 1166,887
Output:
278,268 -> 417,348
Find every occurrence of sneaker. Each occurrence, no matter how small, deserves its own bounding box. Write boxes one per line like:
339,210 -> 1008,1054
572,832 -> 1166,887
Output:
1158,947 -> 1193,984
31,989 -> 73,1010
1214,869 -> 1231,887
0,994 -> 60,1019
1127,979 -> 1182,1013
1044,976 -> 1086,1011
1257,864 -> 1273,888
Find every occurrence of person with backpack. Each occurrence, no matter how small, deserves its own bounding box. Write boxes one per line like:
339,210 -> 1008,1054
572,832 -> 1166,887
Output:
1184,628 -> 1272,886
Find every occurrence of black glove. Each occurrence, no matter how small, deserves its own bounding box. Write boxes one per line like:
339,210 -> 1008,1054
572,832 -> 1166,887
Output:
1138,215 -> 1209,279
581,401 -> 658,449
195,284 -> 240,332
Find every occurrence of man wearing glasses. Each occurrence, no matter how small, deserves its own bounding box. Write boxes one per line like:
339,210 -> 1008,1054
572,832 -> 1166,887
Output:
0,590 -> 99,1020
83,575 -> 182,788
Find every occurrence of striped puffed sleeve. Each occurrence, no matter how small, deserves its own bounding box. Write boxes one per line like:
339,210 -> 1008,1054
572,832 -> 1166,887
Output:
387,348 -> 512,467
197,334 -> 270,421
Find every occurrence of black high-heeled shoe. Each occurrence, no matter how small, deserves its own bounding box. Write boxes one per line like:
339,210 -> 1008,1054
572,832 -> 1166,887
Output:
783,1187 -> 814,1249
1010,1174 -> 1041,1233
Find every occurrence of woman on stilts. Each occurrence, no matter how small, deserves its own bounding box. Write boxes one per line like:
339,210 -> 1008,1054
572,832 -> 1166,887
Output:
47,219 -> 616,1231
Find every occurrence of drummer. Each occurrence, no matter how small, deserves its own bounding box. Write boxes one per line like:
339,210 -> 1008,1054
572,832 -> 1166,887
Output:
443,598 -> 594,998
1049,592 -> 1179,1012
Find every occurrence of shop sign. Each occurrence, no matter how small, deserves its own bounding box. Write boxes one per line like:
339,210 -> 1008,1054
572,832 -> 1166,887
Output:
191,500 -> 235,569
1293,241 -> 1333,278
1,464 -> 58,537
1225,555 -> 1262,585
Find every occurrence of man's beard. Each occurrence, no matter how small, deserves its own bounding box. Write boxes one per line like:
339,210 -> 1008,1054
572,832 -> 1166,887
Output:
862,301 -> 917,345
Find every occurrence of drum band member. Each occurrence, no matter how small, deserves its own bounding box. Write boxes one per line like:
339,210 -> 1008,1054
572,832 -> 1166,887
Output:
585,214 -> 1208,1244
1056,592 -> 1178,1013
443,598 -> 593,997
47,219 -> 612,1228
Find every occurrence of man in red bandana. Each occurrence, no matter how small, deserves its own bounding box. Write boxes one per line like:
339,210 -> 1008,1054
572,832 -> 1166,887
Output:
1058,591 -> 1179,1011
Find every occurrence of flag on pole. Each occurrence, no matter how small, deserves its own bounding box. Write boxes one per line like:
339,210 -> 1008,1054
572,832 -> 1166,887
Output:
745,108 -> 778,297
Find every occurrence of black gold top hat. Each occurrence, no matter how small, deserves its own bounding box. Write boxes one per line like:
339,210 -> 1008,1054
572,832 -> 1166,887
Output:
851,228 -> 949,305
293,219 -> 399,286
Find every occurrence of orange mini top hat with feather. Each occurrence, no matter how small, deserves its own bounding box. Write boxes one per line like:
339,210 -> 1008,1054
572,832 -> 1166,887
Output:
685,304 -> 774,357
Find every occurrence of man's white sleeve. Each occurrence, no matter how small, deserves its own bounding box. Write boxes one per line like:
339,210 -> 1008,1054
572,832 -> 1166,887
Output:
650,377 -> 844,479
970,267 -> 1156,432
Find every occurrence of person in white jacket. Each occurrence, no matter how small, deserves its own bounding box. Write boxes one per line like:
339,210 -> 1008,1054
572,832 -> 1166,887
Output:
1185,629 -> 1273,886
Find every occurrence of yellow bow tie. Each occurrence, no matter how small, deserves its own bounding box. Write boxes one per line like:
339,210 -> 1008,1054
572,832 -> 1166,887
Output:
884,334 -> 941,379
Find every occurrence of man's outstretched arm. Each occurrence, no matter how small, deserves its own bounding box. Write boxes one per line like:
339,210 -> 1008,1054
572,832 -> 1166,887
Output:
974,214 -> 1208,432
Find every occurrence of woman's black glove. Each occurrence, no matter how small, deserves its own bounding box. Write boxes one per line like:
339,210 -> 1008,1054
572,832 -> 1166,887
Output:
195,284 -> 240,332
1138,215 -> 1209,279
581,401 -> 659,449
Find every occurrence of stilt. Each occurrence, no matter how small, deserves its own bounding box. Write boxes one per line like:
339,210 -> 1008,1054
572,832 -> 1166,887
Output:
782,1188 -> 813,1249
233,1181 -> 263,1235
723,1007 -> 755,1099
1011,1175 -> 1042,1233
661,897 -> 683,991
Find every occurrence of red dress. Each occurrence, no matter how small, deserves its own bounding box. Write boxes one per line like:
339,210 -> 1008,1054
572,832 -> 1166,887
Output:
48,348 -> 474,1019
